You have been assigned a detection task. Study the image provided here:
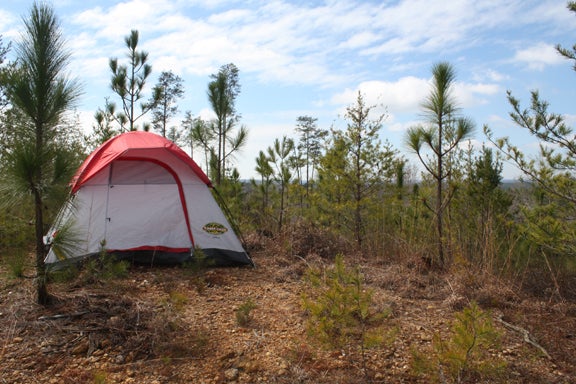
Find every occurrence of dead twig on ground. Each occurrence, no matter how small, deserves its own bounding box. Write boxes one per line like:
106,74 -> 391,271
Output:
496,314 -> 552,360
37,311 -> 90,321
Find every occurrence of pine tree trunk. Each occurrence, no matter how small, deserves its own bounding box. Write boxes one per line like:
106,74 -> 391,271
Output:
34,188 -> 49,305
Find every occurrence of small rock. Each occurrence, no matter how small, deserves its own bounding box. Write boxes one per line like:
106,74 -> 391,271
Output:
224,368 -> 239,380
108,316 -> 122,328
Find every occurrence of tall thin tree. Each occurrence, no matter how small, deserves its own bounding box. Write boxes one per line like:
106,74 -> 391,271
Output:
3,2 -> 81,304
294,115 -> 327,200
329,91 -> 397,247
207,63 -> 240,184
150,70 -> 184,137
183,112 -> 214,173
109,30 -> 159,131
405,62 -> 474,267
267,136 -> 294,233
254,150 -> 274,219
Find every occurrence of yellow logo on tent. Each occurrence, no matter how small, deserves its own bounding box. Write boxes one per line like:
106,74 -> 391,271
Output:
202,222 -> 228,235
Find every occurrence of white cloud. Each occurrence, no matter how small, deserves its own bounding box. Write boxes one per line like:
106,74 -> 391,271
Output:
330,75 -> 499,120
338,31 -> 381,50
512,42 -> 565,70
0,9 -> 19,41
57,0 -> 565,98
331,77 -> 427,114
207,8 -> 252,24
486,114 -> 510,127
66,0 -> 517,93
68,1 -> 349,88
356,0 -> 525,55
388,120 -> 420,133
76,109 -> 97,136
0,8 -> 16,28
198,108 -> 215,121
472,68 -> 508,83
72,1 -> 177,39
453,82 -> 500,108
564,113 -> 576,127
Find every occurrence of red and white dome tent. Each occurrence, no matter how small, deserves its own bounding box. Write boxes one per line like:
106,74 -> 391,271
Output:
44,131 -> 253,267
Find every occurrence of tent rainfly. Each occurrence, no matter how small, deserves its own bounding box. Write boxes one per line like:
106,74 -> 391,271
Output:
44,131 -> 253,267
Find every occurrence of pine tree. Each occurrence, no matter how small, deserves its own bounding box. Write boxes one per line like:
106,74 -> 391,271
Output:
109,30 -> 159,132
2,2 -> 82,304
405,62 -> 474,267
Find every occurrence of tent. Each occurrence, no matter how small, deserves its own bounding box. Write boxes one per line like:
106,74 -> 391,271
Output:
44,131 -> 253,267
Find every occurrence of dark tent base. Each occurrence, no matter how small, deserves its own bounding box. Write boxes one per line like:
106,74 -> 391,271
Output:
201,248 -> 254,267
113,250 -> 192,266
46,248 -> 253,270
110,248 -> 253,267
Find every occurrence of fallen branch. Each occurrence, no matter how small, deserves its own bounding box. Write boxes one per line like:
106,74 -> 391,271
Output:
38,311 -> 90,321
496,315 -> 552,360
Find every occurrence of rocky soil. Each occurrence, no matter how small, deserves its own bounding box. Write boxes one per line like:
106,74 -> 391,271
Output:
1,235 -> 575,383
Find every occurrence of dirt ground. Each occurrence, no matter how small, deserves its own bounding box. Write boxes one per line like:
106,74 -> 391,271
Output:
1,235 -> 575,383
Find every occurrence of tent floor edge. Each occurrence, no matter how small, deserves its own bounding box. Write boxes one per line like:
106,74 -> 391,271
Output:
200,248 -> 254,267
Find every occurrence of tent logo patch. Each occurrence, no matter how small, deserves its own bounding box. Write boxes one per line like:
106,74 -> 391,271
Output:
203,222 -> 228,235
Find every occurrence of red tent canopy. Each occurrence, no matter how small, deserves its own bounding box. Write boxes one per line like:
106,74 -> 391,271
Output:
71,131 -> 212,193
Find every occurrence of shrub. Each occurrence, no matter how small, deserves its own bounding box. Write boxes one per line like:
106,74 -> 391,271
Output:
47,263 -> 80,283
412,301 -> 505,383
81,242 -> 129,283
182,247 -> 215,293
302,254 -> 393,377
236,298 -> 257,326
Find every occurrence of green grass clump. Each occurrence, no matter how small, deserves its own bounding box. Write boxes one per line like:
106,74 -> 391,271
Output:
4,250 -> 27,278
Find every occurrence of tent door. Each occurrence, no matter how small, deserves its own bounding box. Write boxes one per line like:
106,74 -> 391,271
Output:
103,161 -> 192,251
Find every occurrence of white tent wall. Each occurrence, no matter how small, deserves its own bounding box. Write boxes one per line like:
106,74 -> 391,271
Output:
74,186 -> 108,254
44,185 -> 108,264
106,183 -> 191,251
183,183 -> 246,254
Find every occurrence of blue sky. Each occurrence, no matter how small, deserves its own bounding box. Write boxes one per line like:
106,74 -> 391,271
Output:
1,0 -> 575,180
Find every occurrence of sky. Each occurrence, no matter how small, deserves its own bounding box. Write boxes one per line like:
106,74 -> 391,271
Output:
1,0 -> 575,180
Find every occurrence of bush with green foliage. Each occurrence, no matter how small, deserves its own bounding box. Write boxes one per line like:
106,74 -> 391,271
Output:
302,254 -> 392,348
182,247 -> 216,293
235,298 -> 257,326
412,301 -> 505,383
87,256 -> 129,281
79,242 -> 129,283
